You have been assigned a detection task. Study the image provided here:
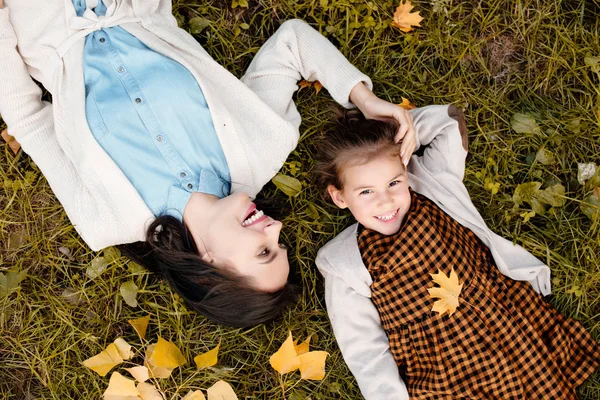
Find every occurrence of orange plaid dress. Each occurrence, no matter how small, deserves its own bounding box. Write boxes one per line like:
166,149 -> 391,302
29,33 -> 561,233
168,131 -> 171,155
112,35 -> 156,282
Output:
358,189 -> 600,399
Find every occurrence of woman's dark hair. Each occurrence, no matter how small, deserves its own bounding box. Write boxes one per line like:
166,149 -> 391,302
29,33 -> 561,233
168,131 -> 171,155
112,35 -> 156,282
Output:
313,107 -> 403,201
119,208 -> 298,328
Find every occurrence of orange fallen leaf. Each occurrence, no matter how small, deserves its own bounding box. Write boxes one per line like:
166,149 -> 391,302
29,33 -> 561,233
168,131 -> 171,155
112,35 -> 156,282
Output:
128,315 -> 151,339
270,331 -> 301,374
103,372 -> 140,399
399,97 -> 416,110
392,0 -> 423,33
82,343 -> 124,377
148,337 -> 186,370
427,267 -> 463,316
194,341 -> 220,369
207,380 -> 238,400
314,81 -> 323,94
1,129 -> 20,155
297,80 -> 323,94
293,335 -> 312,355
298,351 -> 329,380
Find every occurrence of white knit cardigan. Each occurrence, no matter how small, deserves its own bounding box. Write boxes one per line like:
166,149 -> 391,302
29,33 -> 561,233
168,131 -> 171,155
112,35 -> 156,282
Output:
0,1 -> 371,250
316,105 -> 552,399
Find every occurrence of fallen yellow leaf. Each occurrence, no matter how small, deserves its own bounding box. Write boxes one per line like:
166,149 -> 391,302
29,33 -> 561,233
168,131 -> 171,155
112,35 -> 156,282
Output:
149,337 -> 187,369
314,81 -> 323,94
125,365 -> 149,383
392,0 -> 423,33
128,315 -> 151,339
194,341 -> 220,369
427,267 -> 463,316
399,97 -> 416,110
182,391 -> 206,400
298,351 -> 329,380
82,343 -> 124,377
293,335 -> 312,355
269,331 -> 301,374
207,381 -> 238,400
144,344 -> 174,379
137,382 -> 163,400
1,129 -> 20,155
114,338 -> 134,360
103,372 -> 140,398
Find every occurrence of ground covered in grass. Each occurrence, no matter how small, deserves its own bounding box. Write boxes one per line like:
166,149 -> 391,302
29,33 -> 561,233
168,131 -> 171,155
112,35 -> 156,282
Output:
1,0 -> 599,398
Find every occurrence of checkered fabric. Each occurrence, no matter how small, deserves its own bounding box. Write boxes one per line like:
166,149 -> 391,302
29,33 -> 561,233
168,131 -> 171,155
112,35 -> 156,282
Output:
358,189 -> 600,399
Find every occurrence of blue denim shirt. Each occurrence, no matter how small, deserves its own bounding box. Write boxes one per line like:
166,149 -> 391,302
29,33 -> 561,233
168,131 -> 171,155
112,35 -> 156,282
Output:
76,0 -> 231,220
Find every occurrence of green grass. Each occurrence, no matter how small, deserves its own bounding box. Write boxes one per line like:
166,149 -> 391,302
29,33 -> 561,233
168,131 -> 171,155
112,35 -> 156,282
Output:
1,0 -> 599,398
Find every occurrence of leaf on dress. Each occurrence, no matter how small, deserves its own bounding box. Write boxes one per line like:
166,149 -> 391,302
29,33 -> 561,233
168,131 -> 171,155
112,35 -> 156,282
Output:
399,97 -> 416,110
1,129 -> 21,155
427,267 -> 463,316
391,1 -> 423,33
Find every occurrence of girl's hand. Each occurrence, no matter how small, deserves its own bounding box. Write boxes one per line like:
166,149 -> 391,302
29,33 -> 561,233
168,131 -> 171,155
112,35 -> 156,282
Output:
350,82 -> 416,165
0,0 -> 3,8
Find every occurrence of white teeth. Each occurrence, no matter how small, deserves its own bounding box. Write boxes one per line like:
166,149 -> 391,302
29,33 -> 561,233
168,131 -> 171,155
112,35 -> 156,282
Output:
242,209 -> 264,226
376,210 -> 398,221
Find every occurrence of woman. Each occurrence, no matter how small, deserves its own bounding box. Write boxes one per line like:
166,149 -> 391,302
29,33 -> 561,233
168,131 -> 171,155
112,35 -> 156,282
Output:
0,0 -> 416,327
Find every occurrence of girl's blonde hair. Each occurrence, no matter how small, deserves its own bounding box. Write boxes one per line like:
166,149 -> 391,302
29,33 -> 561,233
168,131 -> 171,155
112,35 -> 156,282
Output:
313,108 -> 403,201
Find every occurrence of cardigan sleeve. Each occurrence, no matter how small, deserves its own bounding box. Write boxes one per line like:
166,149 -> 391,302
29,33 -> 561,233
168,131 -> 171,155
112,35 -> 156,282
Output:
317,258 -> 410,400
241,19 -> 372,127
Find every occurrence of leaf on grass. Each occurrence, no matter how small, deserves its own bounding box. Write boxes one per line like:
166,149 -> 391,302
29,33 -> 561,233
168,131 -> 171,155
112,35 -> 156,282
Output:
580,187 -> 600,222
399,97 -> 416,110
194,341 -> 220,369
128,315 -> 151,339
61,287 -> 84,306
535,148 -> 555,165
272,174 -> 302,197
391,0 -> 423,33
114,338 -> 134,360
510,113 -> 541,135
1,129 -> 21,155
144,343 -> 173,379
298,351 -> 329,380
314,81 -> 323,94
149,337 -> 186,369
137,382 -> 163,400
293,335 -> 312,355
0,267 -> 26,298
577,163 -> 597,185
87,257 -> 109,279
427,268 -> 463,316
207,381 -> 238,400
189,17 -> 211,34
270,331 -> 301,374
538,184 -> 566,207
103,372 -> 140,399
182,391 -> 206,400
520,210 -> 536,223
584,54 -> 600,74
120,281 -> 139,308
83,343 -> 124,377
125,366 -> 149,383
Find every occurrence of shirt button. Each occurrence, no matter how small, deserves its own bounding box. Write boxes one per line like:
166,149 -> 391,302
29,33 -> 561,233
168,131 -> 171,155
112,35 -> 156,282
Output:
135,98 -> 142,104
187,183 -> 193,189
156,135 -> 163,142
117,66 -> 125,73
99,38 -> 106,43
180,172 -> 187,178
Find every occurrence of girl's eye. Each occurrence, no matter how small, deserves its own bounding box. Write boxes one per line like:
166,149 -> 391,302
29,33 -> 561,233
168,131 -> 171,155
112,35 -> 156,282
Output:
389,180 -> 400,187
359,189 -> 372,195
259,248 -> 270,257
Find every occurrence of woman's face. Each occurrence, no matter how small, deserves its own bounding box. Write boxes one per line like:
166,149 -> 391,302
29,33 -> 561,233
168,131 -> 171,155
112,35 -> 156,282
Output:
185,192 -> 290,292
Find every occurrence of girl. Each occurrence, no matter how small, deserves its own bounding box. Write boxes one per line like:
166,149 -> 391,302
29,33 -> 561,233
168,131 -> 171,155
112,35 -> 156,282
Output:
0,0 -> 416,327
314,106 -> 600,399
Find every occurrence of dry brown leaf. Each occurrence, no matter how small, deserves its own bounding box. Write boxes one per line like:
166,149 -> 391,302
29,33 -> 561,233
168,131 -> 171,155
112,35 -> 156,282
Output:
314,81 -> 323,94
128,315 -> 151,339
427,267 -> 463,316
269,331 -> 301,374
82,343 -> 124,377
103,372 -> 140,399
194,341 -> 220,369
1,129 -> 20,155
148,337 -> 186,369
297,80 -> 323,94
298,351 -> 329,380
207,381 -> 238,400
399,97 -> 416,110
392,0 -> 423,33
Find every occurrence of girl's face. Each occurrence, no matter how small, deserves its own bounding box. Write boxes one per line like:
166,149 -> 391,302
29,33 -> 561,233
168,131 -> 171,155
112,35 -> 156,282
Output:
328,151 -> 411,235
184,191 -> 289,292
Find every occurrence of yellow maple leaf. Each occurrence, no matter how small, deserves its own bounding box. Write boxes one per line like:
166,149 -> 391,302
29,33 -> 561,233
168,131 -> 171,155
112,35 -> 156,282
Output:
144,343 -> 174,379
392,0 -> 423,33
103,372 -> 140,399
399,97 -> 416,110
128,315 -> 151,339
427,267 -> 463,316
137,382 -> 163,400
82,343 -> 124,377
194,341 -> 220,369
298,351 -> 329,380
207,380 -> 238,400
293,335 -> 312,355
269,331 -> 301,374
182,390 -> 206,400
148,337 -> 187,369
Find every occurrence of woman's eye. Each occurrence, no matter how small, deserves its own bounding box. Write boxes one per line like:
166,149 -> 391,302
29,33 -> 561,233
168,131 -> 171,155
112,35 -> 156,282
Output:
259,248 -> 270,257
